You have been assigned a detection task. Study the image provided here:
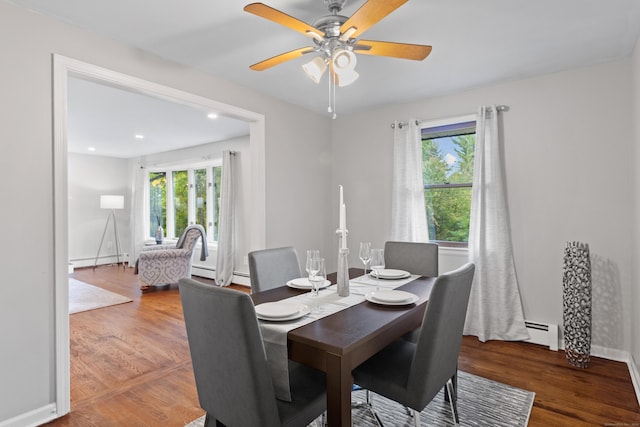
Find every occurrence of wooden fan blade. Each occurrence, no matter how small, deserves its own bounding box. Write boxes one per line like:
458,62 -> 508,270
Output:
354,40 -> 432,61
244,3 -> 325,37
249,47 -> 315,71
340,0 -> 408,38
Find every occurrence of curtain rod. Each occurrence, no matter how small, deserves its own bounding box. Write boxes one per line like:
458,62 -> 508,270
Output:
390,105 -> 510,129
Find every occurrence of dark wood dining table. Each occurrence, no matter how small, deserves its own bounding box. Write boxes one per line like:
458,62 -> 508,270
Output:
250,268 -> 436,426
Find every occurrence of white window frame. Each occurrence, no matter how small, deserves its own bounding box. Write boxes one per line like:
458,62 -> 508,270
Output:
420,114 -> 476,248
145,159 -> 222,243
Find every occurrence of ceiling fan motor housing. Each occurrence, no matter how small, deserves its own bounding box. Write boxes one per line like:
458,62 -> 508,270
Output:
313,14 -> 348,39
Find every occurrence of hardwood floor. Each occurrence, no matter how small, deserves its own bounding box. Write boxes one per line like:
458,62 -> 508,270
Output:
46,265 -> 640,426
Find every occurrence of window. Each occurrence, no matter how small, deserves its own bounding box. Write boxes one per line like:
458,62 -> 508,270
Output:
421,116 -> 476,247
147,162 -> 222,243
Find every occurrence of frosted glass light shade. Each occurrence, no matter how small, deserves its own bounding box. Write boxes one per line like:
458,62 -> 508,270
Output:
332,49 -> 356,72
337,69 -> 359,87
100,195 -> 124,210
332,49 -> 358,87
302,57 -> 327,84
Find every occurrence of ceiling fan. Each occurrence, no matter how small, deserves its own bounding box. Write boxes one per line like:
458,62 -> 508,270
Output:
243,0 -> 432,88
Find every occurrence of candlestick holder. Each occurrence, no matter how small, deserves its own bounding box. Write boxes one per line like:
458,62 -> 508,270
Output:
336,229 -> 349,297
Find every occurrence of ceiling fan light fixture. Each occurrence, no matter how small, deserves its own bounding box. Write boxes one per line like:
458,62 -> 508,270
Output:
244,0 -> 431,117
302,56 -> 328,83
336,69 -> 359,87
332,48 -> 357,73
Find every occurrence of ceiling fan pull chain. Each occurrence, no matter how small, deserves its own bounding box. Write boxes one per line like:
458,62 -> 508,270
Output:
328,70 -> 333,115
328,72 -> 337,119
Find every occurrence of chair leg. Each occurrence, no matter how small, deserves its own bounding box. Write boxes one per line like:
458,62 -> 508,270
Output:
445,370 -> 457,403
352,384 -> 368,408
203,413 -> 220,427
363,390 -> 385,427
412,408 -> 421,427
445,378 -> 460,425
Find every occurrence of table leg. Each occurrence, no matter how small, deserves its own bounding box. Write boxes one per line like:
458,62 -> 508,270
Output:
326,352 -> 352,426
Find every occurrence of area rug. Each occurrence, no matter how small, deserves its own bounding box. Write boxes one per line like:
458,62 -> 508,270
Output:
185,371 -> 535,426
69,278 -> 132,314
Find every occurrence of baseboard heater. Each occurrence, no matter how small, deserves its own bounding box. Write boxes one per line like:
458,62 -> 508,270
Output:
524,321 -> 559,351
191,265 -> 250,286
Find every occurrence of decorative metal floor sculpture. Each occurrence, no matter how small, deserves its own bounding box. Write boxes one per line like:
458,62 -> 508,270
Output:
562,241 -> 592,368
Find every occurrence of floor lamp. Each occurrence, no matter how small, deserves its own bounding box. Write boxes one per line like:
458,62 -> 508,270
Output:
94,195 -> 126,270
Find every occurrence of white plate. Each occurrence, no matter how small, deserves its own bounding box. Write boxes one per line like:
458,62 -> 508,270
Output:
365,291 -> 418,306
370,269 -> 411,280
255,302 -> 301,319
286,278 -> 331,290
371,290 -> 415,303
256,304 -> 310,322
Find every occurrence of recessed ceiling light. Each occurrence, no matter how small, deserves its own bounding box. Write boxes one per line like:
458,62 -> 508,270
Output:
135,134 -> 145,140
207,113 -> 218,119
88,147 -> 96,151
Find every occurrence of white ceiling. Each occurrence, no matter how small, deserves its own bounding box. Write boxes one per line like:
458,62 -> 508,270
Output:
67,77 -> 250,158
8,0 -> 640,155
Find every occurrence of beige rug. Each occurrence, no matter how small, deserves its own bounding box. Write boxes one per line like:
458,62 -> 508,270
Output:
69,278 -> 133,314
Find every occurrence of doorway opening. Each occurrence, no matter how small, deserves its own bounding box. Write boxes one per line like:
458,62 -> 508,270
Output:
52,54 -> 266,416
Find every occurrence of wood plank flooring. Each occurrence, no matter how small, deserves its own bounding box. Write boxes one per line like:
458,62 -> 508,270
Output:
45,265 -> 640,426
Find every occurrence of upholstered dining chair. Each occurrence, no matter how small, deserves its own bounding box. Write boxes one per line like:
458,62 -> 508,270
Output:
137,224 -> 208,291
384,241 -> 439,277
352,263 -> 475,427
248,246 -> 302,293
179,278 -> 326,427
385,241 -> 439,342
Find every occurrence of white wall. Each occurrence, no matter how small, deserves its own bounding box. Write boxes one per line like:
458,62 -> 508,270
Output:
68,153 -> 131,267
333,60 -> 634,354
0,1 -> 331,424
631,34 -> 640,398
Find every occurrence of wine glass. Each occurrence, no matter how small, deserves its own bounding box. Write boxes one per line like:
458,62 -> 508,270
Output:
308,257 -> 326,313
305,249 -> 320,278
359,242 -> 371,277
369,248 -> 385,291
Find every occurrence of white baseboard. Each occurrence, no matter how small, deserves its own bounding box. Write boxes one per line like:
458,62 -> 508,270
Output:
590,344 -> 628,363
531,339 -> 640,405
0,403 -> 59,427
70,254 -> 129,269
560,342 -> 639,405
629,354 -> 640,406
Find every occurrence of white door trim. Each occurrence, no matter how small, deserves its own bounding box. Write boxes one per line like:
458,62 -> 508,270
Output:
52,54 -> 266,417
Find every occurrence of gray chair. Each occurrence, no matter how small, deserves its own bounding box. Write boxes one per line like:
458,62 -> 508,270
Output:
179,278 -> 326,427
384,241 -> 439,277
385,241 -> 439,342
352,263 -> 475,427
248,246 -> 302,293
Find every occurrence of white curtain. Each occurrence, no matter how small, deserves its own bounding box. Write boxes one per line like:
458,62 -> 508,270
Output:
129,162 -> 147,267
390,119 -> 429,242
464,106 -> 529,342
216,151 -> 236,286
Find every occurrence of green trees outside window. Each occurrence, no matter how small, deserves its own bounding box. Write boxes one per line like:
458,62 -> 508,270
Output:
149,172 -> 166,237
195,168 -> 207,230
147,164 -> 222,242
422,124 -> 476,245
173,170 -> 189,238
